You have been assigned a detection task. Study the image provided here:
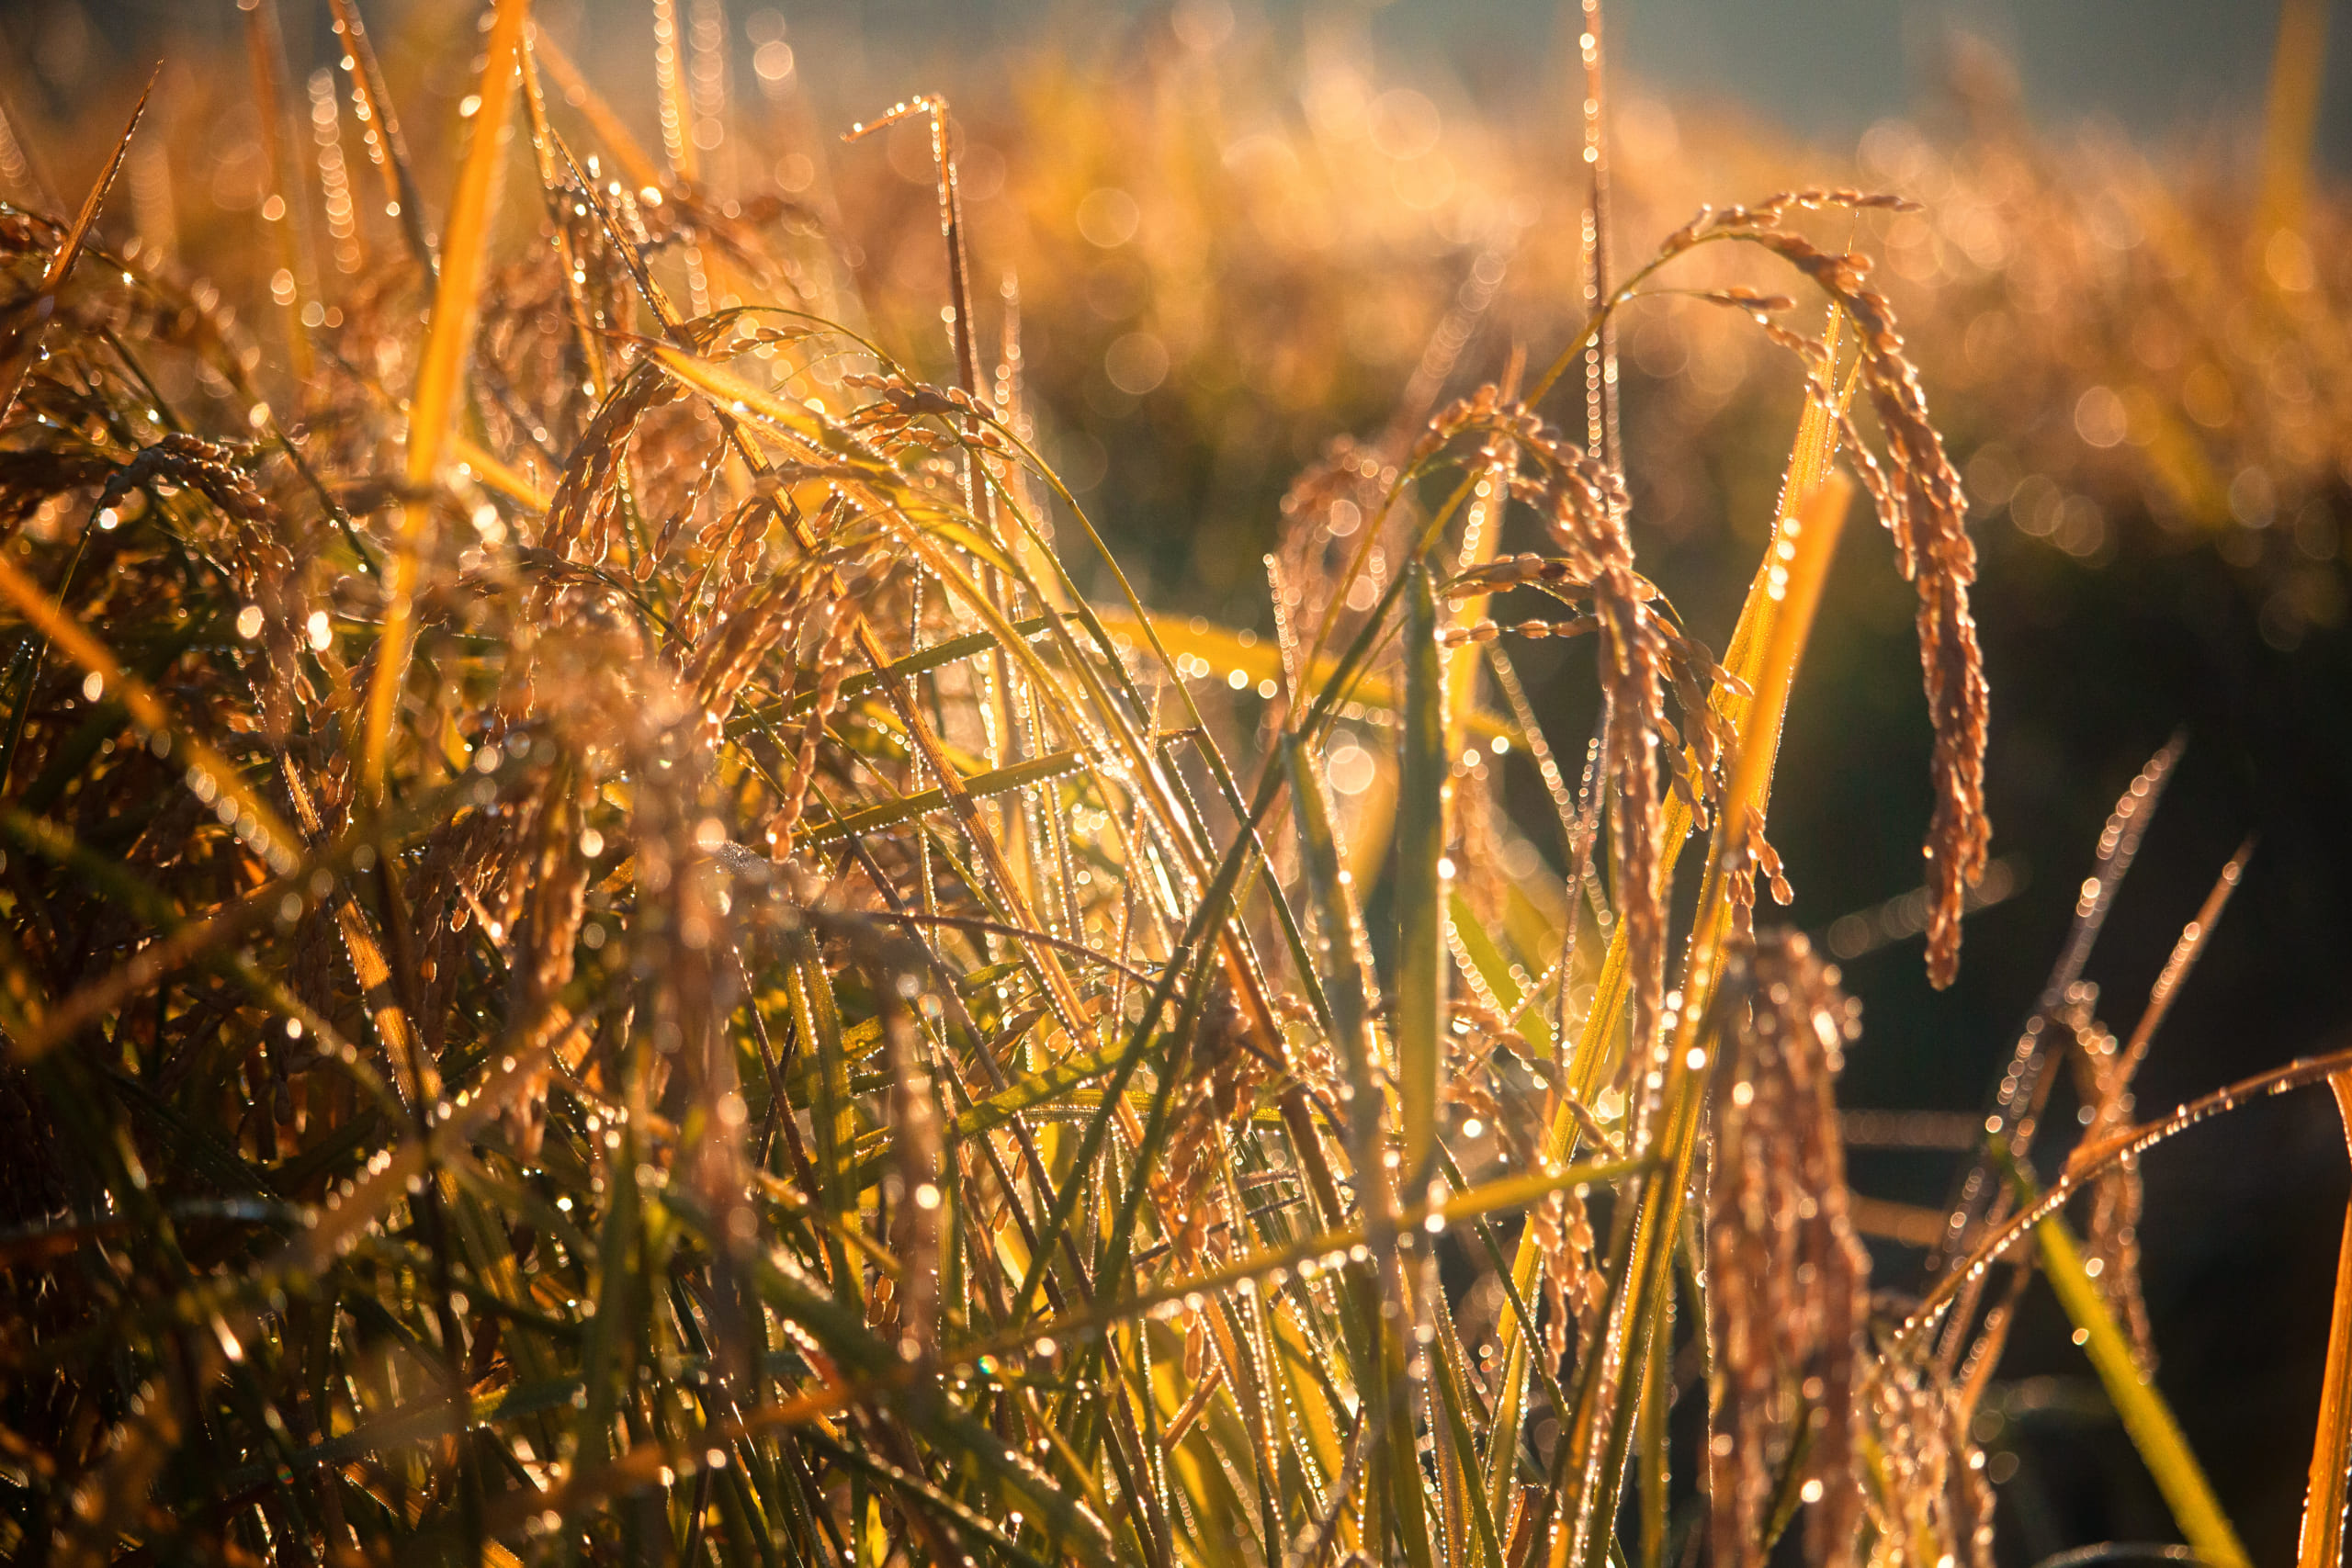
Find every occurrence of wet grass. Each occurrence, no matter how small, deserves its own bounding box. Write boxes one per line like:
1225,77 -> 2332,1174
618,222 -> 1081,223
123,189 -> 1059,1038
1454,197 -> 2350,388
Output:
0,4 -> 2342,1565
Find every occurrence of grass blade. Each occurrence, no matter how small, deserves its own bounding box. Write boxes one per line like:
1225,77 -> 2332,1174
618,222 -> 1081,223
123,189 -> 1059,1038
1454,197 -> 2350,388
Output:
2033,1209 -> 2250,1568
1092,606 -> 1517,744
242,0 -> 314,382
325,0 -> 437,271
0,550 -> 300,901
529,26 -> 668,194
1396,563 -> 1446,1189
361,0 -> 532,800
2301,1071 -> 2352,1568
802,750 -> 1083,846
0,71 -> 152,421
3,17 -> 2290,1564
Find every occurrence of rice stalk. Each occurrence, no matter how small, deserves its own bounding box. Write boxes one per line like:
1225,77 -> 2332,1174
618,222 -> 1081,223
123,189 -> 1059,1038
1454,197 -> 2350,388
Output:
1394,565 -> 1446,1189
362,0 -> 533,798
0,6 -> 2310,1564
2028,1205 -> 2249,1568
241,0 -> 316,384
1479,353 -> 1850,1540
2300,1072 -> 2352,1568
325,0 -> 437,270
0,74 -> 151,423
1547,470 -> 1850,1568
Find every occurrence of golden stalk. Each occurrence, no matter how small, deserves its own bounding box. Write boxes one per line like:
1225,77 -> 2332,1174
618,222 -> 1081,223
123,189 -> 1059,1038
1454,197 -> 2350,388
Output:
361,0 -> 533,802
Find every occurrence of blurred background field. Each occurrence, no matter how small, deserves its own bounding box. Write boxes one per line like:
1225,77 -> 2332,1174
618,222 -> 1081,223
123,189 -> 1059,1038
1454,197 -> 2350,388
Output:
2,0 -> 2349,1557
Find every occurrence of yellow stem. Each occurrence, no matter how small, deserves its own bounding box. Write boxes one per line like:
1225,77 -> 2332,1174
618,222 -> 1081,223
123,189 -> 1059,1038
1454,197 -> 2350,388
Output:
2258,0 -> 2329,238
362,0 -> 533,801
1549,474 -> 1849,1568
1482,337 -> 1848,1528
2298,1072 -> 2352,1568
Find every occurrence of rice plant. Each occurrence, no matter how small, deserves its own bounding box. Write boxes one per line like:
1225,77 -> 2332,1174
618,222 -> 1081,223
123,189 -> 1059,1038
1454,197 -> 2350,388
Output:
0,4 -> 2342,1566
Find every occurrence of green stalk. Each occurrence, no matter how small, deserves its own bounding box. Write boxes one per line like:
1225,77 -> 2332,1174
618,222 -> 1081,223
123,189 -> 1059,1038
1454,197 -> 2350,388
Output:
1639,1274 -> 1670,1568
2033,1208 -> 2250,1568
1396,566 -> 1447,1189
